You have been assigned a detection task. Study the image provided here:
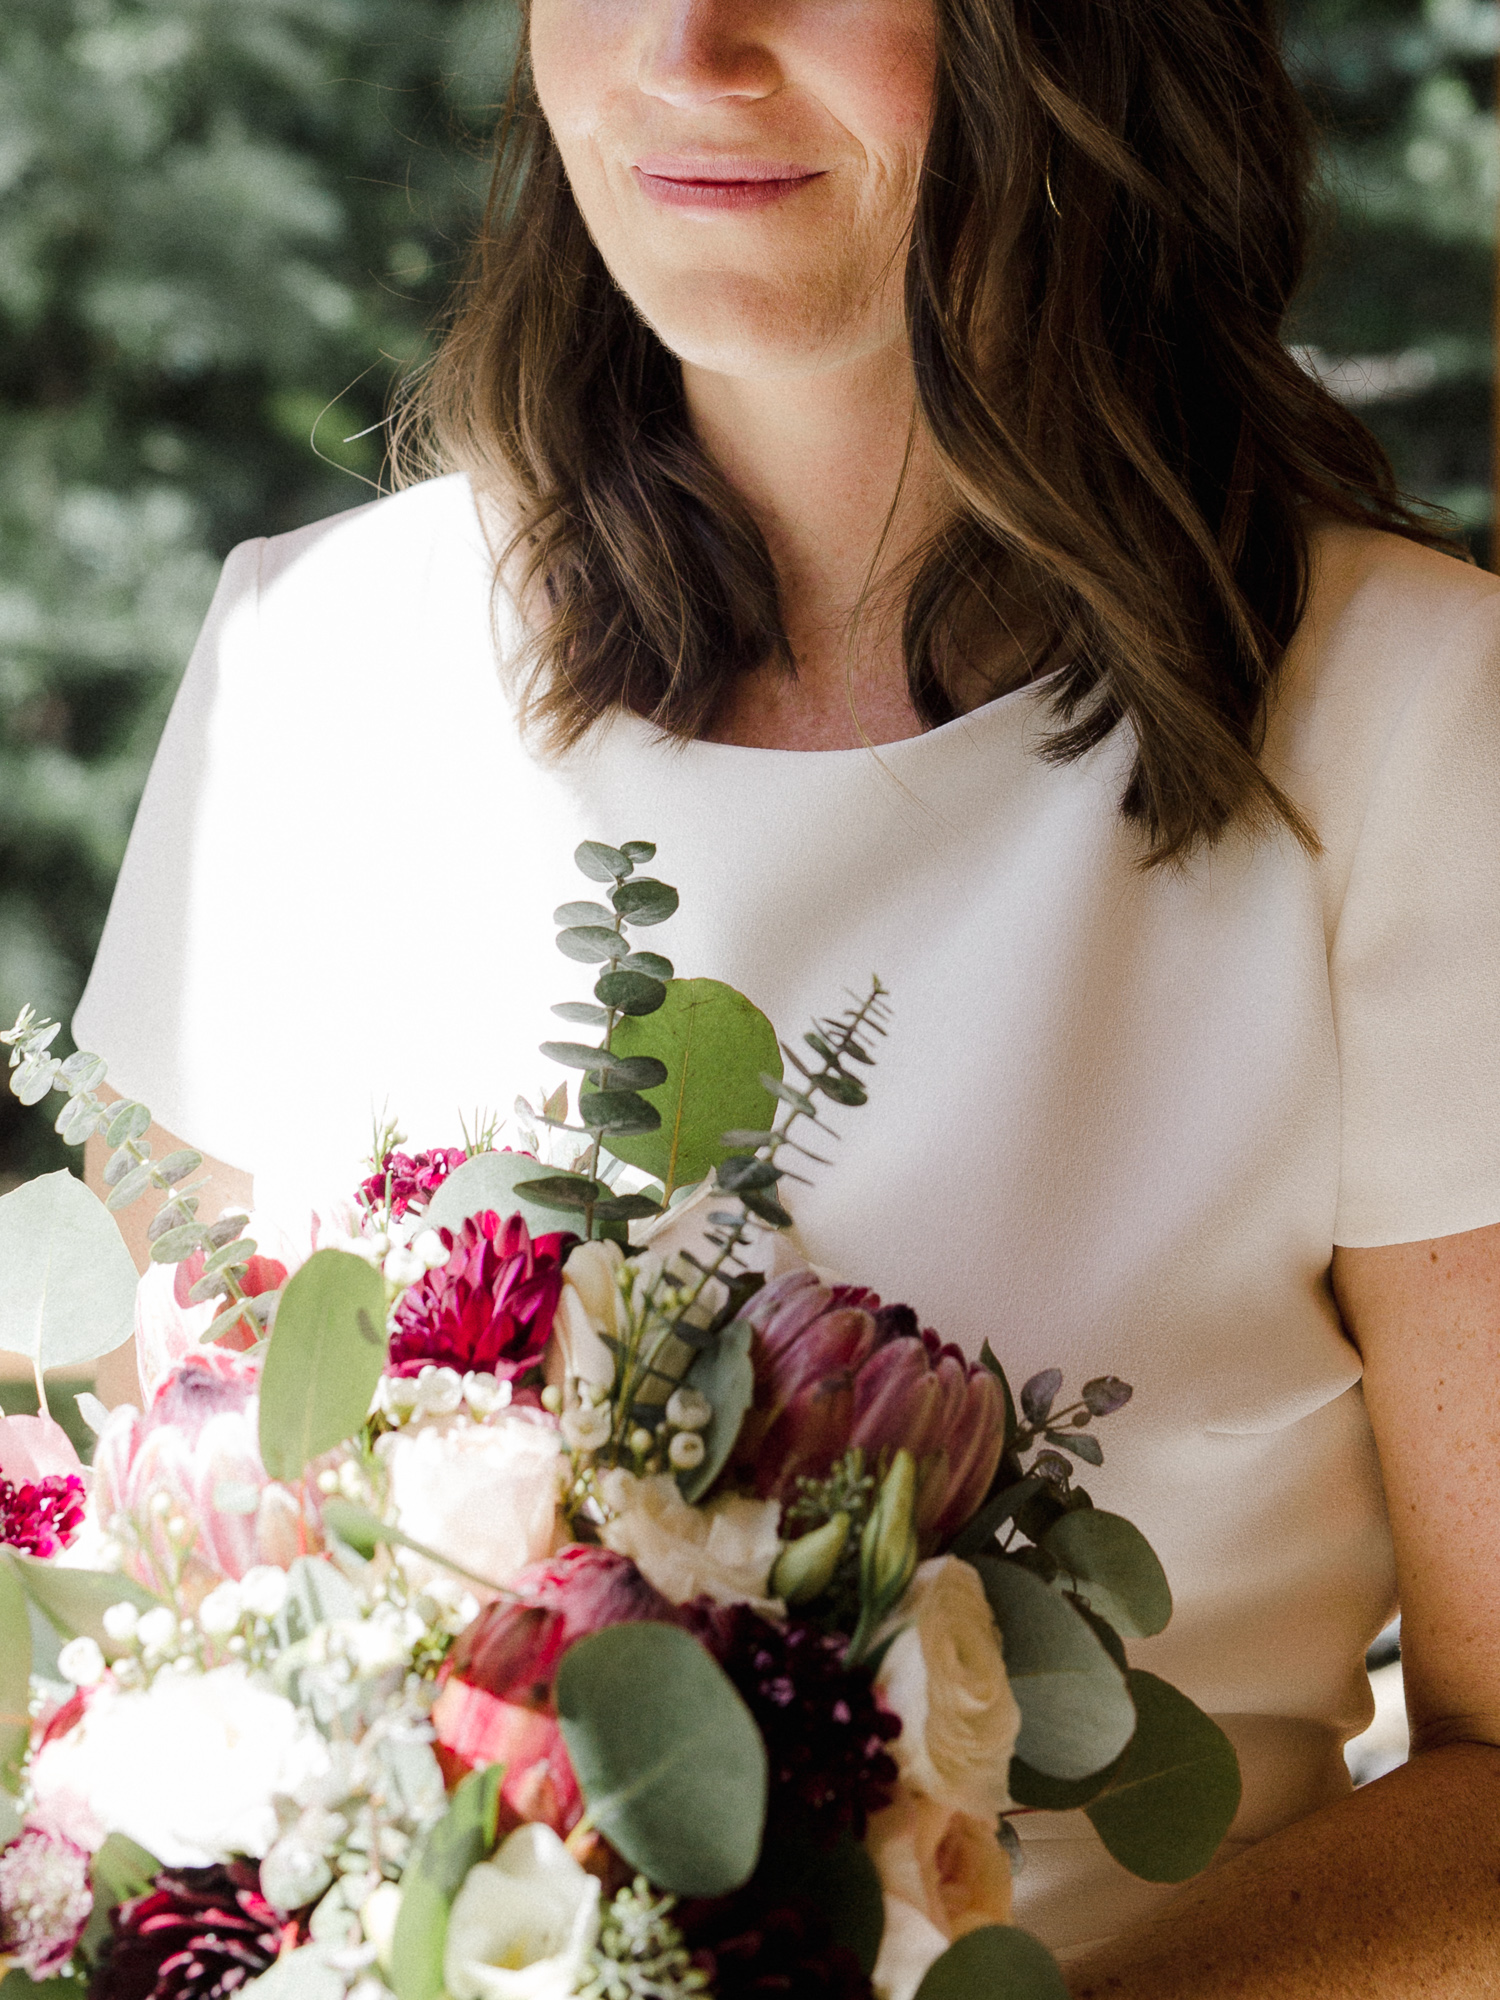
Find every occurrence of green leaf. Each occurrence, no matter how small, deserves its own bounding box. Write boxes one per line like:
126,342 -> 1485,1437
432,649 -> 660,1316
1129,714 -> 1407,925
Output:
595,970 -> 667,1016
11,1555 -> 159,1653
554,901 -> 614,926
538,1039 -> 609,1071
1082,1672 -> 1241,1882
575,841 -> 632,882
913,1927 -> 1067,2000
104,1101 -> 150,1147
512,1174 -> 603,1214
755,1832 -> 884,1975
618,951 -> 673,980
0,1975 -> 88,2000
558,925 -> 628,964
591,1194 -> 665,1224
578,1088 -> 661,1135
0,1558 -> 31,1793
321,1498 -> 516,1596
0,1171 -> 139,1372
257,1250 -> 389,1482
611,878 -> 679,926
553,1001 -> 611,1028
556,1622 -> 767,1896
949,1479 -> 1043,1559
1043,1429 -> 1104,1467
969,1556 -> 1136,1780
620,841 -> 657,864
390,1763 -> 506,2000
604,979 -> 784,1198
679,1320 -> 754,1502
1040,1510 -> 1173,1639
426,1153 -> 577,1240
90,1832 -> 160,1904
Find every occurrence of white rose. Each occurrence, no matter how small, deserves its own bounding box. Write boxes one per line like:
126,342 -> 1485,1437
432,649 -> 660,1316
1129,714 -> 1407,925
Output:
597,1470 -> 780,1608
552,1241 -> 625,1394
866,1791 -> 1015,2000
444,1823 -> 601,2000
378,1409 -> 563,1596
28,1664 -> 329,1867
876,1556 -> 1020,1821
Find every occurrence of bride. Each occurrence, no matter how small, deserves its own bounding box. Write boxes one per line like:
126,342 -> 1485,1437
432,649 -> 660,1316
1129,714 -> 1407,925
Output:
75,0 -> 1500,1991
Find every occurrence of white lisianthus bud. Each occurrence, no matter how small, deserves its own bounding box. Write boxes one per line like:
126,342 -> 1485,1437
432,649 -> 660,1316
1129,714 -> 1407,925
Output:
412,1229 -> 449,1270
445,1825 -> 601,2000
198,1582 -> 244,1638
317,1469 -> 341,1494
101,1602 -> 140,1642
561,1404 -> 612,1453
665,1387 -> 712,1432
628,1427 -> 654,1457
136,1605 -> 178,1656
384,1249 -> 424,1288
416,1366 -> 464,1417
362,1881 -> 403,1972
463,1372 -> 510,1417
240,1565 -> 290,1621
57,1636 -> 106,1687
668,1431 -> 706,1472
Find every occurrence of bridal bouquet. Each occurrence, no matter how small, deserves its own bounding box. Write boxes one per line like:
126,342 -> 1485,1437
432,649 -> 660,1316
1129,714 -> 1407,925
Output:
0,840 -> 1240,2000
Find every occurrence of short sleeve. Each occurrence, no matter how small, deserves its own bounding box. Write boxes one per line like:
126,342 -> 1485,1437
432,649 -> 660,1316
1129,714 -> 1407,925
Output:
72,537 -> 266,1158
1330,589 -> 1500,1246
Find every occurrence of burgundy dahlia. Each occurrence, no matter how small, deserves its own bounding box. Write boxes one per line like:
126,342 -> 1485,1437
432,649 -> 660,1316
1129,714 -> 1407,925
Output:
711,1606 -> 900,1843
734,1272 -> 1007,1548
91,1863 -> 286,2000
388,1209 -> 574,1381
684,1887 -> 873,2000
0,1471 -> 85,1556
359,1146 -> 467,1220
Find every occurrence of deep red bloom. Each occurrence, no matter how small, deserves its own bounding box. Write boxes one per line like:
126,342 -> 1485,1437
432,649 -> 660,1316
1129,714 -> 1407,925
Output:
92,1863 -> 286,2000
359,1147 -> 468,1220
734,1272 -> 1007,1550
0,1473 -> 85,1557
388,1210 -> 574,1381
684,1886 -> 873,2000
708,1607 -> 900,1843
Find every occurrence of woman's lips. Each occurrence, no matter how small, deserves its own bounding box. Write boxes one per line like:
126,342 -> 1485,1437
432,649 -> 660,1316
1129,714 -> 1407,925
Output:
633,160 -> 824,212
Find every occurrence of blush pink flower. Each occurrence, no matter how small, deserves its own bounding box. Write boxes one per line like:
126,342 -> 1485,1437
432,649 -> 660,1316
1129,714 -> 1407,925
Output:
735,1273 -> 1006,1550
0,1414 -> 86,1559
388,1211 -> 574,1382
0,1827 -> 93,1976
92,1349 -> 312,1589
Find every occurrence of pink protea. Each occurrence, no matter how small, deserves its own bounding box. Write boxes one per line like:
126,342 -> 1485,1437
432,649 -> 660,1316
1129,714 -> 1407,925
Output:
388,1209 -> 574,1382
734,1272 -> 1006,1550
359,1146 -> 467,1219
0,1415 -> 85,1559
0,1827 -> 93,1976
92,1349 -> 311,1589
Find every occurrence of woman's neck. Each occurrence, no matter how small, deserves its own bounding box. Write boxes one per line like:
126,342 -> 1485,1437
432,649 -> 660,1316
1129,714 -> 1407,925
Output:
683,343 -> 948,750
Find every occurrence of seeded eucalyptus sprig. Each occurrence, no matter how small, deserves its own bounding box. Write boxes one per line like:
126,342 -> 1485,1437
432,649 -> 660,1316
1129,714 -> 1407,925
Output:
1,1006 -> 265,1346
515,839 -> 680,1241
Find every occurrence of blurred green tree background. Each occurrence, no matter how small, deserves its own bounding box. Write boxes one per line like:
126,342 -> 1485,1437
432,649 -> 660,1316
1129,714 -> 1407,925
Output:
0,0 -> 1494,1183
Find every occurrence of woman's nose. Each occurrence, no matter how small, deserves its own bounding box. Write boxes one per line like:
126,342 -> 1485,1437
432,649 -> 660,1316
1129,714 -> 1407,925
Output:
636,0 -> 779,108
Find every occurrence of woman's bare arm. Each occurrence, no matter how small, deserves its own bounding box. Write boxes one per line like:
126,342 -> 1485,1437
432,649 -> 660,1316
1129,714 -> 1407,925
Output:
83,1083 -> 254,1407
1065,1218 -> 1500,1998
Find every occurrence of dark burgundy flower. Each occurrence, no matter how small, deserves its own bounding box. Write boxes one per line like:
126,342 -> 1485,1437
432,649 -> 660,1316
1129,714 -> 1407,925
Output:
388,1210 -> 574,1381
710,1607 -> 900,1843
683,1886 -> 873,2000
359,1147 -> 467,1220
0,1472 -> 84,1556
734,1272 -> 1007,1549
91,1863 -> 286,2000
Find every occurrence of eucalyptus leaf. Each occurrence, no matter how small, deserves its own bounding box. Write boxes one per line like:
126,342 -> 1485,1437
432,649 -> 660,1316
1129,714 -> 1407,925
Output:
1041,1510 -> 1172,1639
575,841 -> 632,882
104,1101 -> 150,1148
257,1250 -> 389,1482
243,1946 -> 345,2000
390,1763 -> 506,2000
611,877 -> 680,926
948,1478 -> 1044,1559
426,1153 -> 582,1240
596,1056 -> 670,1091
512,1174 -> 603,1214
0,1171 -> 138,1372
969,1556 -> 1136,1780
618,951 -> 673,980
59,1052 -> 107,1093
556,1622 -> 766,1896
595,970 -> 667,1016
155,1148 -> 205,1185
578,1088 -> 661,1135
553,1002 -> 611,1028
558,926 -> 627,964
1043,1429 -> 1104,1467
11,1556 -> 159,1655
605,979 -> 783,1197
0,1559 -> 31,1793
1081,1672 -> 1241,1882
620,841 -> 656,863
912,1927 -> 1067,2000
554,901 -> 614,926
679,1320 -> 754,1502
592,1194 -> 665,1223
105,1164 -> 153,1211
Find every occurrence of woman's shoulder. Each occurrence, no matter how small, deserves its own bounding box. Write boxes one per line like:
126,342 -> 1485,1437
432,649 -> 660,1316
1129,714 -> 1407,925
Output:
250,471 -> 494,612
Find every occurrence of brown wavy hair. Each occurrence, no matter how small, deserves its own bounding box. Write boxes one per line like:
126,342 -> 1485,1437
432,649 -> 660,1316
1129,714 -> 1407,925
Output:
396,0 -> 1463,861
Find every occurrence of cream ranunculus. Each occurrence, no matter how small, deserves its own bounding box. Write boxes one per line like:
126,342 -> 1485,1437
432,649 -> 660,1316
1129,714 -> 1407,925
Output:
866,1791 -> 1015,2000
377,1408 -> 563,1597
444,1823 -> 601,2000
552,1240 -> 625,1395
597,1469 -> 781,1608
27,1665 -> 329,1867
876,1556 -> 1020,1821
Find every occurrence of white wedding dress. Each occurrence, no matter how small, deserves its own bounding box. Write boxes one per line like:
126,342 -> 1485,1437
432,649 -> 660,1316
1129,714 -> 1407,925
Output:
75,473 -> 1500,1953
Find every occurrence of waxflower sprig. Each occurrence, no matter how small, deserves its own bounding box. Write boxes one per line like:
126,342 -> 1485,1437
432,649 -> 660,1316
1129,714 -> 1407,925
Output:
0,1007 -> 263,1346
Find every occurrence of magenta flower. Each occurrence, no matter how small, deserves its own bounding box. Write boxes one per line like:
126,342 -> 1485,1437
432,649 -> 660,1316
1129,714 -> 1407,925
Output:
359,1147 -> 467,1220
0,1827 -> 93,1977
95,1862 -> 284,2000
735,1272 -> 1006,1550
388,1210 -> 574,1382
0,1413 -> 86,1558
